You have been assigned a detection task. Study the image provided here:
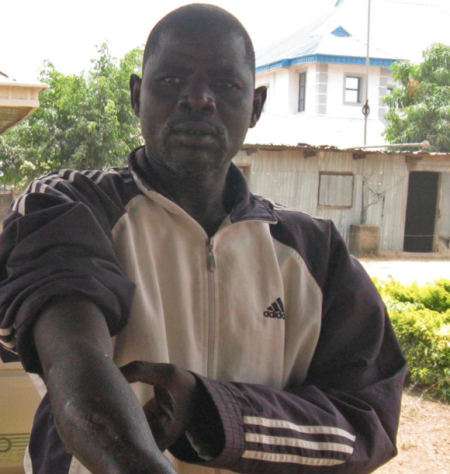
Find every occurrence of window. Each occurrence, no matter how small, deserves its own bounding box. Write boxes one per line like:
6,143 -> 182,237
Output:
318,172 -> 354,208
344,75 -> 361,104
298,72 -> 306,112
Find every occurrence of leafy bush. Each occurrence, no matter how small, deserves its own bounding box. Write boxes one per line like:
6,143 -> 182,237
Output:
390,308 -> 450,400
374,278 -> 450,313
373,278 -> 450,401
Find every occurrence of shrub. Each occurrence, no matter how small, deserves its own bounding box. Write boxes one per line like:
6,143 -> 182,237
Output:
389,308 -> 450,401
374,278 -> 450,313
372,278 -> 450,401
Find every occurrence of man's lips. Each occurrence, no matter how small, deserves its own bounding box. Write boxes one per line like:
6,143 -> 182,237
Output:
169,121 -> 223,148
171,121 -> 219,137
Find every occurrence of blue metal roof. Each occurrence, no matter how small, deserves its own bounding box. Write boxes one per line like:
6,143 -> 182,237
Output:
255,54 -> 398,74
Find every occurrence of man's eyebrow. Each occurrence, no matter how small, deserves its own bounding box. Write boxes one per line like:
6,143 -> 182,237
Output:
151,62 -> 190,75
208,66 -> 249,78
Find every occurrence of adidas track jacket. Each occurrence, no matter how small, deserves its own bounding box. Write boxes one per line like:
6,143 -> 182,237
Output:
0,147 -> 406,474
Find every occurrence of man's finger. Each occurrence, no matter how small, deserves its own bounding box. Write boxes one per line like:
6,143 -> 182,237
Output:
120,361 -> 176,385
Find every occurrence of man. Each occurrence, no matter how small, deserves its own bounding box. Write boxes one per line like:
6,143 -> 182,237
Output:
0,4 -> 406,474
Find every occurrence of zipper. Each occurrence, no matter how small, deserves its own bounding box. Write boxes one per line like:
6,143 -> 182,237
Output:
207,237 -> 217,272
206,237 -> 216,378
206,238 -> 227,474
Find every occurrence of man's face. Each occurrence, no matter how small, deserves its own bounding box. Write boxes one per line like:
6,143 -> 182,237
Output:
131,26 -> 264,176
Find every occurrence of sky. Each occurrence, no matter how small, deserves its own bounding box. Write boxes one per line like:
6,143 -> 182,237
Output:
1,0 -> 338,81
1,0 -> 449,82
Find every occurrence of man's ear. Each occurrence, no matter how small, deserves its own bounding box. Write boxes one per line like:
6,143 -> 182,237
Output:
249,86 -> 267,128
130,74 -> 142,117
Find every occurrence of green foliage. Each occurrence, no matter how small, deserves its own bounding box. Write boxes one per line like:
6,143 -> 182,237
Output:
374,278 -> 450,313
374,278 -> 450,401
384,43 -> 450,152
0,43 -> 143,187
391,308 -> 450,401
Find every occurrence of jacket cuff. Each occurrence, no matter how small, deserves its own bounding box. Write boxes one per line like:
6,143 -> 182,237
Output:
169,374 -> 245,470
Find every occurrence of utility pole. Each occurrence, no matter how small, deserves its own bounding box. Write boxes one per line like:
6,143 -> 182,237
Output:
363,0 -> 372,145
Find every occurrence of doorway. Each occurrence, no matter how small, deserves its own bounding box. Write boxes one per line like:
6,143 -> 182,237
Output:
403,171 -> 439,252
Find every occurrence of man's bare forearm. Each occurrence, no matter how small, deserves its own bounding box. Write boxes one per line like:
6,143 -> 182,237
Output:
34,297 -> 177,474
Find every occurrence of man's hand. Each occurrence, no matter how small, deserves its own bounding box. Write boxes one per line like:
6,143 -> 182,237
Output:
121,361 -> 199,451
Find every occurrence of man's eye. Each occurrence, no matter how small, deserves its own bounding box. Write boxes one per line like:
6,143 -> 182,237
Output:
215,81 -> 238,90
162,77 -> 182,85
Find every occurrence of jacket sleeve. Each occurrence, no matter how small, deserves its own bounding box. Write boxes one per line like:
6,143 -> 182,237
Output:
0,170 -> 136,374
169,220 -> 407,474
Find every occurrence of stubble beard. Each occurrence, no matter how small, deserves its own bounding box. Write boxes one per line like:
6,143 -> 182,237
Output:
146,124 -> 229,179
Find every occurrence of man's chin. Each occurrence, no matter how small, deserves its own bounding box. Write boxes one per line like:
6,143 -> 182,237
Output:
146,144 -> 228,178
167,153 -> 228,178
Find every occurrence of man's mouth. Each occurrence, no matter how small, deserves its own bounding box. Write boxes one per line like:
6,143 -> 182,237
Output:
169,121 -> 222,148
172,122 -> 218,137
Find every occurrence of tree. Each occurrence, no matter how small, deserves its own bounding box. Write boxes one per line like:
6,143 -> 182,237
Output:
0,44 -> 143,186
384,43 -> 450,152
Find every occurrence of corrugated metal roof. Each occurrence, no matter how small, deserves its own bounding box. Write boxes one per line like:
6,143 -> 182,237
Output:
241,142 -> 450,160
256,0 -> 450,69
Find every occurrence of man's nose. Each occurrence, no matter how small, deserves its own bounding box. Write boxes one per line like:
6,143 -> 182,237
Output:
177,81 -> 216,115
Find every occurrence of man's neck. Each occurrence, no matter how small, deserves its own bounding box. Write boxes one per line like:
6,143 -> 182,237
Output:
138,152 -> 230,237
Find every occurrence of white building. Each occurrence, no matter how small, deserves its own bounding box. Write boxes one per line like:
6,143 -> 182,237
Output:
0,71 -> 47,135
246,0 -> 450,148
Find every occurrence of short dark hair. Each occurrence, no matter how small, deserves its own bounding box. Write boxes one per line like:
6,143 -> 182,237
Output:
143,4 -> 255,73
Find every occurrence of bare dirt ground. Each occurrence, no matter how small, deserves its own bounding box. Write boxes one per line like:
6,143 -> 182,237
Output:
375,389 -> 450,474
359,257 -> 450,286
361,258 -> 450,474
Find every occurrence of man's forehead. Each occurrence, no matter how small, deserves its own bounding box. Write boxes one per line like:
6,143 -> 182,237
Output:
147,28 -> 249,69
161,25 -> 243,51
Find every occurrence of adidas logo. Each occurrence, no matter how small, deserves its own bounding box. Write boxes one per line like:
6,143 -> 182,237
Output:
263,298 -> 285,320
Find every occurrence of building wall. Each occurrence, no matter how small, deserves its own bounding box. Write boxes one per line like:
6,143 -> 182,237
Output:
326,64 -> 383,118
253,63 -> 397,148
233,149 -> 450,253
257,69 -> 291,116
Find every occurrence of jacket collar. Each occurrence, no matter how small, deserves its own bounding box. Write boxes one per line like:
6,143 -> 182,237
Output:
128,147 -> 277,225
